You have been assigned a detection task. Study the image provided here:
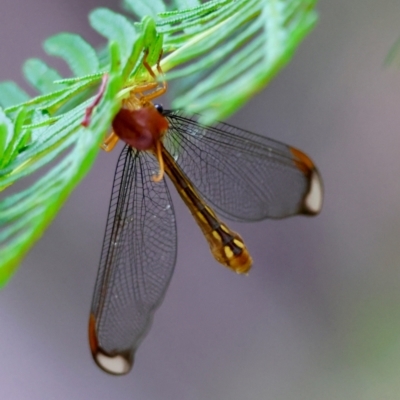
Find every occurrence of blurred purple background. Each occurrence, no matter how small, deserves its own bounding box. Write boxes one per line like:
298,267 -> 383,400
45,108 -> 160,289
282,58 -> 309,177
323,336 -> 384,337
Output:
2,1 -> 400,399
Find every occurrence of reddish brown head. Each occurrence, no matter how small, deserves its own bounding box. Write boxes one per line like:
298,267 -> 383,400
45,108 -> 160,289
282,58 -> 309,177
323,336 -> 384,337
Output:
112,105 -> 169,151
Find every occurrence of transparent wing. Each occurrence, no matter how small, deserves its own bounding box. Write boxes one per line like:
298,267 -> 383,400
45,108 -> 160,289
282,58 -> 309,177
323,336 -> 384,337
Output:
163,110 -> 323,222
89,145 -> 177,375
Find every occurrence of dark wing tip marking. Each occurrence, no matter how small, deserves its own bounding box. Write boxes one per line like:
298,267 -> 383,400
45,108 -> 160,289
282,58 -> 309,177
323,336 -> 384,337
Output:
89,313 -> 133,376
289,146 -> 323,215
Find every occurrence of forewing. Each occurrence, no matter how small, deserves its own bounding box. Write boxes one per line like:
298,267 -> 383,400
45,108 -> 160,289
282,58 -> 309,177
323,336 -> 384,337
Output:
163,110 -> 323,222
89,145 -> 177,375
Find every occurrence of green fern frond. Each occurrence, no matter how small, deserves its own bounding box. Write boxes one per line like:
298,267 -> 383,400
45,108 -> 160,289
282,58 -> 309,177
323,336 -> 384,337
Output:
157,0 -> 318,122
0,0 -> 317,287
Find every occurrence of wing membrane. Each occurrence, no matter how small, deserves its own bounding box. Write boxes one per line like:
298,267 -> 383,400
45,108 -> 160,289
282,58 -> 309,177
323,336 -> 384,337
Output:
163,110 -> 322,222
89,145 -> 176,375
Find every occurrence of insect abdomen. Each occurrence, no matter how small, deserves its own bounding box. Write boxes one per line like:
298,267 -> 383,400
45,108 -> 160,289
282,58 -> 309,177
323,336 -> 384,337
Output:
162,145 -> 252,274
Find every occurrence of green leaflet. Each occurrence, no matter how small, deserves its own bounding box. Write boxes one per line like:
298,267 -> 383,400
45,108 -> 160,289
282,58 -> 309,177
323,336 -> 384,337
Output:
173,0 -> 201,9
0,82 -> 29,109
0,1 -> 318,286
123,0 -> 166,18
44,33 -> 99,76
0,108 -> 14,160
0,108 -> 29,170
89,8 -> 137,69
23,58 -> 63,94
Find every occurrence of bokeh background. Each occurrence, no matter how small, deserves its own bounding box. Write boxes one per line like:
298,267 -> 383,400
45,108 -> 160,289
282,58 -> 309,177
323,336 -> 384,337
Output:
1,1 -> 400,399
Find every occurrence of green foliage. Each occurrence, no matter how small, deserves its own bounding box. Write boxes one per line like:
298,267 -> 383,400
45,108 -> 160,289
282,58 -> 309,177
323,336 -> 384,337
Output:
159,0 -> 318,122
0,0 -> 318,287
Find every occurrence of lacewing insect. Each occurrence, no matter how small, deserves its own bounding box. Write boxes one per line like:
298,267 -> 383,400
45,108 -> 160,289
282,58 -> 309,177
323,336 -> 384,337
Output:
85,51 -> 323,375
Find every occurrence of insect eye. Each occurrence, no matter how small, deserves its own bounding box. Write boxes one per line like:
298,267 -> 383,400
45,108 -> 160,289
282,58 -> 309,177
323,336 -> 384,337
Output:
154,104 -> 164,114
